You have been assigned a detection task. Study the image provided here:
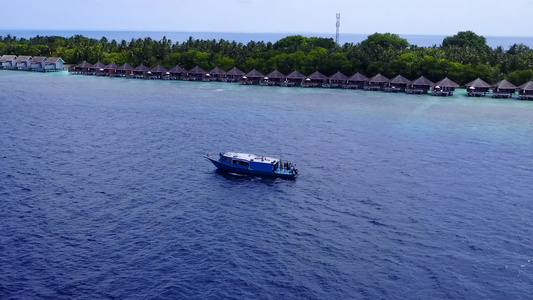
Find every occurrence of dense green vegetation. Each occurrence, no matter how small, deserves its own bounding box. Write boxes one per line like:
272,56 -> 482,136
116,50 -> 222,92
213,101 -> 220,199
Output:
1,31 -> 533,85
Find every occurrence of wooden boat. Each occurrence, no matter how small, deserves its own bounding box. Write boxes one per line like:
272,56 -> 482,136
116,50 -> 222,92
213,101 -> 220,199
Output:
206,152 -> 298,179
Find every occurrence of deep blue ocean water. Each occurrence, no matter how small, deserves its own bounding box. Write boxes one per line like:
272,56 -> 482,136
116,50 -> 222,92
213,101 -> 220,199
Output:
2,29 -> 533,48
1,71 -> 532,299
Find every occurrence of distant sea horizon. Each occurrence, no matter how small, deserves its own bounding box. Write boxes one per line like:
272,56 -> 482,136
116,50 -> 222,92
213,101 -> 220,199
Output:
2,29 -> 533,49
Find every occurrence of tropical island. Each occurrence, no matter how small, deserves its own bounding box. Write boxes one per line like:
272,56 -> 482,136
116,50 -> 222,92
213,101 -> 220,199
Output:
1,31 -> 533,87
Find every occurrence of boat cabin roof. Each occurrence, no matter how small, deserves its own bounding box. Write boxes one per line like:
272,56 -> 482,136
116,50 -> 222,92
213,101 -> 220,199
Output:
223,152 -> 278,164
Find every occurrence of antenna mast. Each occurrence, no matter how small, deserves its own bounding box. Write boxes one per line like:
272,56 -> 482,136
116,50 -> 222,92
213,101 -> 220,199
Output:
336,13 -> 340,44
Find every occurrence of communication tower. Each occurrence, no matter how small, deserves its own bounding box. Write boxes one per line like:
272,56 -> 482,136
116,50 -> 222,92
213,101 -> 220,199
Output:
336,13 -> 340,44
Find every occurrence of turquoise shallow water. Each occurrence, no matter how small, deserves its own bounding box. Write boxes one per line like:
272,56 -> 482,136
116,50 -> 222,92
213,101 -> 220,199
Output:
1,71 -> 532,299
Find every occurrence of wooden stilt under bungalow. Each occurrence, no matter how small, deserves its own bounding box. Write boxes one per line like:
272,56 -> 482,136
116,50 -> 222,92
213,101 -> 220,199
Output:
465,78 -> 491,97
206,67 -> 226,81
326,71 -> 348,88
70,61 -> 92,74
132,64 -> 150,78
262,70 -> 286,86
115,63 -> 134,77
88,61 -> 106,75
304,71 -> 327,87
283,71 -> 306,87
345,72 -> 368,89
365,73 -> 389,91
241,69 -> 264,85
168,65 -> 186,80
30,56 -> 47,71
385,75 -> 410,92
492,79 -> 517,98
187,66 -> 207,81
518,81 -> 533,100
15,56 -> 32,70
103,63 -> 118,76
406,76 -> 433,94
225,67 -> 245,82
433,77 -> 459,96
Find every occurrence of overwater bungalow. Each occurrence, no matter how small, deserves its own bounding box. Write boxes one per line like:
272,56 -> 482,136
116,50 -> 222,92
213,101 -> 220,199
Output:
71,61 -> 92,74
168,65 -> 186,80
406,76 -> 434,94
225,67 -> 245,82
325,71 -> 348,88
30,56 -> 47,71
115,63 -> 134,77
283,70 -> 306,87
206,67 -> 226,81
304,71 -> 327,87
345,72 -> 368,89
518,81 -> 533,100
187,66 -> 207,81
15,56 -> 32,70
465,78 -> 491,97
365,73 -> 389,91
132,64 -> 150,78
385,75 -> 410,92
433,77 -> 459,96
103,63 -> 118,76
43,57 -> 64,72
241,69 -> 264,85
0,55 -> 17,69
89,61 -> 106,75
149,65 -> 169,79
262,70 -> 286,86
492,79 -> 517,98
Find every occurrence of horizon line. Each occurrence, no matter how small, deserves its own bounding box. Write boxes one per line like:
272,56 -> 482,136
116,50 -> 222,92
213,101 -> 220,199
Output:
2,28 -> 533,39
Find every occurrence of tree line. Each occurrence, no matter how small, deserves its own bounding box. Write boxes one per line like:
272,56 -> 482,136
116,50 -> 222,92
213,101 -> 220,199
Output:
1,31 -> 533,85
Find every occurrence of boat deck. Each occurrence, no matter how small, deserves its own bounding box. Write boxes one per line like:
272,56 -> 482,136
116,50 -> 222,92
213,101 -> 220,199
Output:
223,152 -> 278,164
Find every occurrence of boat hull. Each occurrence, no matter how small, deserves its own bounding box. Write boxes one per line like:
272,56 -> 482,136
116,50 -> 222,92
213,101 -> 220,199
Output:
206,156 -> 297,179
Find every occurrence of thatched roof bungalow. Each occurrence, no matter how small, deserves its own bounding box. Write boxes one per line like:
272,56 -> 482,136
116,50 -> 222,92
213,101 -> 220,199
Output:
365,73 -> 389,91
116,63 -> 134,77
71,61 -> 92,74
150,65 -> 169,78
492,79 -> 517,98
103,63 -> 118,76
406,76 -> 434,94
225,67 -> 245,82
465,78 -> 491,97
433,77 -> 459,96
241,69 -> 264,85
149,65 -> 169,79
168,65 -> 186,80
327,71 -> 348,88
132,64 -> 150,78
187,66 -> 207,81
346,72 -> 368,89
88,61 -> 106,75
206,67 -> 226,81
263,70 -> 286,86
385,75 -> 410,92
283,70 -> 306,87
518,81 -> 533,100
15,56 -> 32,70
304,71 -> 327,87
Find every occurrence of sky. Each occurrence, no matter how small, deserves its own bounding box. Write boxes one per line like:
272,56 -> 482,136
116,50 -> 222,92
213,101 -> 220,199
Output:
1,0 -> 532,37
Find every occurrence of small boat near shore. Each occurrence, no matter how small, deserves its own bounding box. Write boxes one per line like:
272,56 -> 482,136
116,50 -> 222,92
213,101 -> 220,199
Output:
206,152 -> 298,179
